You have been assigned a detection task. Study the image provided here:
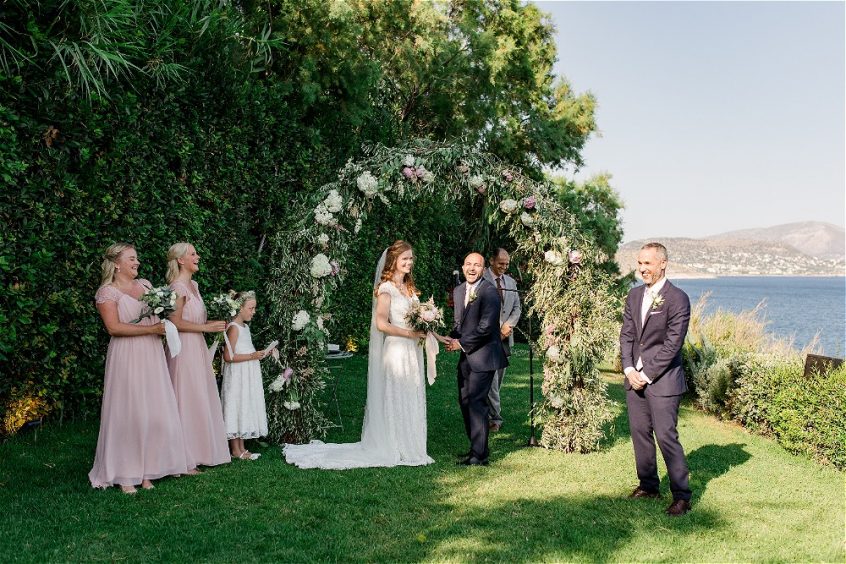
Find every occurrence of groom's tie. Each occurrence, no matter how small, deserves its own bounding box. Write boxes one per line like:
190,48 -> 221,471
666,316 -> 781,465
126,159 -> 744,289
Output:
495,276 -> 504,302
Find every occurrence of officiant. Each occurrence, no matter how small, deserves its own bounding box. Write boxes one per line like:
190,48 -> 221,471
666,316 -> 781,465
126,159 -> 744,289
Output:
482,248 -> 521,432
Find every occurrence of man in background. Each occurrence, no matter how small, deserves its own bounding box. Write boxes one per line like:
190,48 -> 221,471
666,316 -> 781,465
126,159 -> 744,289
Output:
482,248 -> 521,433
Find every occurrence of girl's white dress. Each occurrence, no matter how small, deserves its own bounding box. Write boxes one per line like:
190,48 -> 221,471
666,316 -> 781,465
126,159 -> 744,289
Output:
221,322 -> 268,439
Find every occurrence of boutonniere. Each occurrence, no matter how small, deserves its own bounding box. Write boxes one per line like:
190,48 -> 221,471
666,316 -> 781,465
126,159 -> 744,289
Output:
651,293 -> 665,310
467,289 -> 478,304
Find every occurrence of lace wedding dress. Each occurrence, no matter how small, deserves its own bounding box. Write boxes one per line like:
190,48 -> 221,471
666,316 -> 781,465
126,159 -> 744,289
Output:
283,252 -> 434,469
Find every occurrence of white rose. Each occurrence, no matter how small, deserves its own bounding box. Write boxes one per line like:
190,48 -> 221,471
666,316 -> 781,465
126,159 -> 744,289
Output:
549,395 -> 564,409
292,310 -> 310,331
546,345 -> 561,363
317,233 -> 330,247
421,169 -> 435,183
469,175 -> 485,189
269,375 -> 286,392
284,401 -> 301,410
520,211 -> 534,227
310,253 -> 332,278
154,306 -> 164,314
324,189 -> 343,213
499,199 -> 519,214
544,250 -> 564,266
403,154 -> 415,167
356,171 -> 379,198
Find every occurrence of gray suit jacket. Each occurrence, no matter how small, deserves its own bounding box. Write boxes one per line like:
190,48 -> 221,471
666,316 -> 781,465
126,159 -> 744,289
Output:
482,268 -> 522,355
619,280 -> 690,397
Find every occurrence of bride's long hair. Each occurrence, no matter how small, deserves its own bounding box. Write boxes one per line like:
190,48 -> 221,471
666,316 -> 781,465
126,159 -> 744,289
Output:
376,240 -> 420,297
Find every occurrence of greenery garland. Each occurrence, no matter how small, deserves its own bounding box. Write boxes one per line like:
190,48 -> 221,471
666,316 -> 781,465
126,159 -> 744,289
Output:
263,139 -> 617,452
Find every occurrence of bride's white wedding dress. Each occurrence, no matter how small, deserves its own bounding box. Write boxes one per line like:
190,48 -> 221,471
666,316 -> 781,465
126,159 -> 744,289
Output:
283,260 -> 434,469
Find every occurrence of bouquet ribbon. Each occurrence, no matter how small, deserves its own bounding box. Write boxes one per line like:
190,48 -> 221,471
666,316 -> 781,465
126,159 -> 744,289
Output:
208,325 -> 235,363
424,332 -> 439,386
163,320 -> 181,357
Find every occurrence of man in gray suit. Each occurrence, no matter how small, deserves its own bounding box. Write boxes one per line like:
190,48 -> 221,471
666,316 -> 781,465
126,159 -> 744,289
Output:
619,242 -> 692,517
482,248 -> 521,432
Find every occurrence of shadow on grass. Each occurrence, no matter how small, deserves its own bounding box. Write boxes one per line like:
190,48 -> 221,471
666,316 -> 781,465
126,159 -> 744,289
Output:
684,443 -> 751,503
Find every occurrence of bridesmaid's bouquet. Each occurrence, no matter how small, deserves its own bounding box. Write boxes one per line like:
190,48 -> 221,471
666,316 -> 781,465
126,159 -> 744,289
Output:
405,297 -> 445,335
207,291 -> 241,321
132,286 -> 177,323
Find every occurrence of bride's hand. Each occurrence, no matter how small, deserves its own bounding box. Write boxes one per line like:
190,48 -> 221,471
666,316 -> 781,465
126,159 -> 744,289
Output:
408,329 -> 426,340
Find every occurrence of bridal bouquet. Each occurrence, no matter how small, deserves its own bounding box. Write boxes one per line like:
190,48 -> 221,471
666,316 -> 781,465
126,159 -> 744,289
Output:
404,297 -> 444,335
405,297 -> 444,386
132,286 -> 177,323
207,291 -> 241,321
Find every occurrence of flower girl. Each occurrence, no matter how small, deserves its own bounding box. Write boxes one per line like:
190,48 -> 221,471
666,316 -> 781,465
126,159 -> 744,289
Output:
221,291 -> 269,460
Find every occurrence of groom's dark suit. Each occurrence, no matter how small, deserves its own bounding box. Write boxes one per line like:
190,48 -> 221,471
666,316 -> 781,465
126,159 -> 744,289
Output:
451,278 -> 508,461
619,280 -> 692,501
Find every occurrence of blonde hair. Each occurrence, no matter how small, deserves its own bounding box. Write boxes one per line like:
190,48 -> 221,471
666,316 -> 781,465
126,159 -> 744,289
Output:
234,290 -> 256,307
166,242 -> 192,283
99,242 -> 135,288
375,240 -> 420,297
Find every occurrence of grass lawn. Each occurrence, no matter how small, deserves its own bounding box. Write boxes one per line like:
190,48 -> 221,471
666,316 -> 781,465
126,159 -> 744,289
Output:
1,346 -> 843,562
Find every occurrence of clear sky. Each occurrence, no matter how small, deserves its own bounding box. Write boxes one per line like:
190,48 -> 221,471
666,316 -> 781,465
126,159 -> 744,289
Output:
538,1 -> 845,242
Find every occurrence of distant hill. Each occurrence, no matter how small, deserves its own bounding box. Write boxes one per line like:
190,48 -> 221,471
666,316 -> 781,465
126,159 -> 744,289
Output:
617,222 -> 845,277
707,221 -> 845,260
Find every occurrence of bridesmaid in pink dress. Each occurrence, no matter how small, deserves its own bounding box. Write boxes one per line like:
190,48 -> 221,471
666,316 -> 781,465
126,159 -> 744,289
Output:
89,242 -> 191,494
165,242 -> 230,468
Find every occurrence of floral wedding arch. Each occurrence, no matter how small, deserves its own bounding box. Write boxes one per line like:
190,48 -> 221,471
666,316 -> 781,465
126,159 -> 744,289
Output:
263,140 -> 618,453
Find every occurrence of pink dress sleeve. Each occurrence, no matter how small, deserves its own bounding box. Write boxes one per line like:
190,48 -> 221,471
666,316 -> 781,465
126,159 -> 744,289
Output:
95,285 -> 121,305
170,280 -> 192,302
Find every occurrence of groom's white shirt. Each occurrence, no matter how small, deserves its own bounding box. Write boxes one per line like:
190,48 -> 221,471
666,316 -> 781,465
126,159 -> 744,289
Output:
624,276 -> 667,384
463,280 -> 481,307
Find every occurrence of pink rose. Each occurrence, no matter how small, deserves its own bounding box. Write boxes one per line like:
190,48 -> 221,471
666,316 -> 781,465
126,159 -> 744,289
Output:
282,367 -> 293,384
568,250 -> 582,264
523,196 -> 536,210
330,260 -> 340,276
476,185 -> 487,195
502,170 -> 514,182
420,310 -> 436,323
415,166 -> 427,179
545,324 -> 556,336
402,167 -> 415,179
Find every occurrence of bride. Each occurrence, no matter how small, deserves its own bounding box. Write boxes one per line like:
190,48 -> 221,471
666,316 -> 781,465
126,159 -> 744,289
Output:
283,240 -> 436,469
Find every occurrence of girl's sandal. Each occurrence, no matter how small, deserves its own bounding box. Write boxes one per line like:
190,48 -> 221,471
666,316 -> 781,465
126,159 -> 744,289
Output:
120,485 -> 137,495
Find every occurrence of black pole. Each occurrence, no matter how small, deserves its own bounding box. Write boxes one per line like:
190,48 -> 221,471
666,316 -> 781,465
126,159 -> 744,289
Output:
527,312 -> 539,447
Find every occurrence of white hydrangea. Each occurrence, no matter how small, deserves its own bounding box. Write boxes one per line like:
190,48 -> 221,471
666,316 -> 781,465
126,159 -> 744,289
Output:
419,167 -> 435,183
324,189 -> 343,213
546,345 -> 561,363
283,401 -> 301,410
549,395 -> 564,409
310,253 -> 332,278
403,154 -> 415,167
499,199 -> 519,214
317,233 -> 330,247
292,310 -> 310,331
544,250 -> 564,266
520,211 -> 534,227
314,202 -> 334,226
469,175 -> 485,189
356,171 -> 379,198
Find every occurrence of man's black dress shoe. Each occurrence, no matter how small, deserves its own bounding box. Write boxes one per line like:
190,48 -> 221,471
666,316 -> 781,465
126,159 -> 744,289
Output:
665,499 -> 691,516
457,456 -> 489,466
628,487 -> 661,499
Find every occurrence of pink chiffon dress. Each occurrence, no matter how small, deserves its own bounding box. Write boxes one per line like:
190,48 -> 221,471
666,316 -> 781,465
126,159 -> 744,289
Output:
89,280 -> 191,488
166,280 -> 230,467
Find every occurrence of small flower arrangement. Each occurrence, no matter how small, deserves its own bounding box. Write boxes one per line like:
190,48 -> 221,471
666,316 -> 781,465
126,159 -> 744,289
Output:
132,286 -> 177,323
651,293 -> 665,310
520,211 -> 534,227
404,297 -> 445,335
499,199 -> 519,214
207,291 -> 241,321
467,288 -> 478,304
544,250 -> 564,266
269,367 -> 294,392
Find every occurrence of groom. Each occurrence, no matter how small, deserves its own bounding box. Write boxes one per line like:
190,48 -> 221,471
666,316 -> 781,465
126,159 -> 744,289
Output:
446,252 -> 508,466
620,242 -> 692,516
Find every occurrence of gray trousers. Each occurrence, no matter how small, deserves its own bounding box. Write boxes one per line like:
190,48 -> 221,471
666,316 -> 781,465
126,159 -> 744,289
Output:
486,366 -> 507,424
626,388 -> 691,501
